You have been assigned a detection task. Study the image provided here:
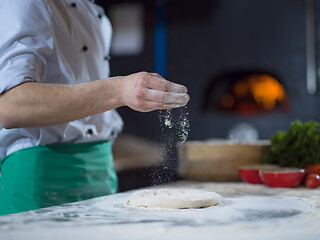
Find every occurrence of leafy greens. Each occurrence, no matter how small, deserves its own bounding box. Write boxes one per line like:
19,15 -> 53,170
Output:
263,120 -> 320,168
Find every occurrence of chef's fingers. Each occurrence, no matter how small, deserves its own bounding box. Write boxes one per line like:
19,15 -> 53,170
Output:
149,73 -> 165,79
144,73 -> 188,94
142,89 -> 190,106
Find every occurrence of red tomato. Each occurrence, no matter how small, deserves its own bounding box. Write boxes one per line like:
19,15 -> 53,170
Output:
305,174 -> 320,189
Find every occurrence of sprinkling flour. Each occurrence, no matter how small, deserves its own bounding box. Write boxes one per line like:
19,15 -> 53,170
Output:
160,106 -> 190,144
148,107 -> 190,185
177,107 -> 190,143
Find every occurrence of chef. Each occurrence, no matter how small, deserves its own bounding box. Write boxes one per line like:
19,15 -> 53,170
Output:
0,0 -> 189,215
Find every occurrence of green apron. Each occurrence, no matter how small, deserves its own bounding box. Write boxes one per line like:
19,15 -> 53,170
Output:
0,141 -> 117,216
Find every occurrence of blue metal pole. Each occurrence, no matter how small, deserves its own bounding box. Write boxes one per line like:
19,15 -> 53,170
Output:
154,0 -> 167,78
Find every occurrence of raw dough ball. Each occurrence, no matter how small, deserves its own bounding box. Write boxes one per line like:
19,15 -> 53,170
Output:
127,188 -> 221,209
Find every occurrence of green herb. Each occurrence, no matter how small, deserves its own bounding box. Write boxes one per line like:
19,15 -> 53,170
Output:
263,120 -> 320,168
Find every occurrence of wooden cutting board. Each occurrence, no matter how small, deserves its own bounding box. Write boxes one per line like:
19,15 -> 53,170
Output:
178,140 -> 270,181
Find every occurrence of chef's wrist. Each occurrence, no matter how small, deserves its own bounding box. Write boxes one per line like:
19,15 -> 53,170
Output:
100,76 -> 126,110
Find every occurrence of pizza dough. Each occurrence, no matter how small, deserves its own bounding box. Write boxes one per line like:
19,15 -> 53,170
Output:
127,188 -> 221,209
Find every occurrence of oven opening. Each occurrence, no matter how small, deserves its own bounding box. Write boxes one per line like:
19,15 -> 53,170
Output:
202,71 -> 291,115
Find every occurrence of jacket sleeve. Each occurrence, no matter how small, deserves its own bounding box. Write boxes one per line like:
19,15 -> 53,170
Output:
0,0 -> 54,95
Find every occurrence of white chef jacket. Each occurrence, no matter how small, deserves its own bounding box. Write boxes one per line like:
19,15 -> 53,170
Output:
0,0 -> 123,160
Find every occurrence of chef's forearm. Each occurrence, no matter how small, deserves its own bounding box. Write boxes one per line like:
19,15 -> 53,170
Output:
0,72 -> 189,129
0,78 -> 124,129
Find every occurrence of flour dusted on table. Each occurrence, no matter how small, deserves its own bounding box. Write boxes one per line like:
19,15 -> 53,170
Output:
127,188 -> 221,209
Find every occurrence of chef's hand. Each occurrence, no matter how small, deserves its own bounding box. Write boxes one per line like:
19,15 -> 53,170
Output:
121,72 -> 190,112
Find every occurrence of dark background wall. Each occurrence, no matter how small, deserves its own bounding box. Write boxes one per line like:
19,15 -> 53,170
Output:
96,0 -> 320,141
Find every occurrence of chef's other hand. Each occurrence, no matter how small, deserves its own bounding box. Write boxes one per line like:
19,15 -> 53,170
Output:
121,72 -> 190,112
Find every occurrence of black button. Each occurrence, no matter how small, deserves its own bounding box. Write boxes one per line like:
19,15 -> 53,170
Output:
87,129 -> 93,135
98,13 -> 102,19
82,46 -> 88,52
71,2 -> 77,8
110,131 -> 115,136
104,56 -> 111,61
